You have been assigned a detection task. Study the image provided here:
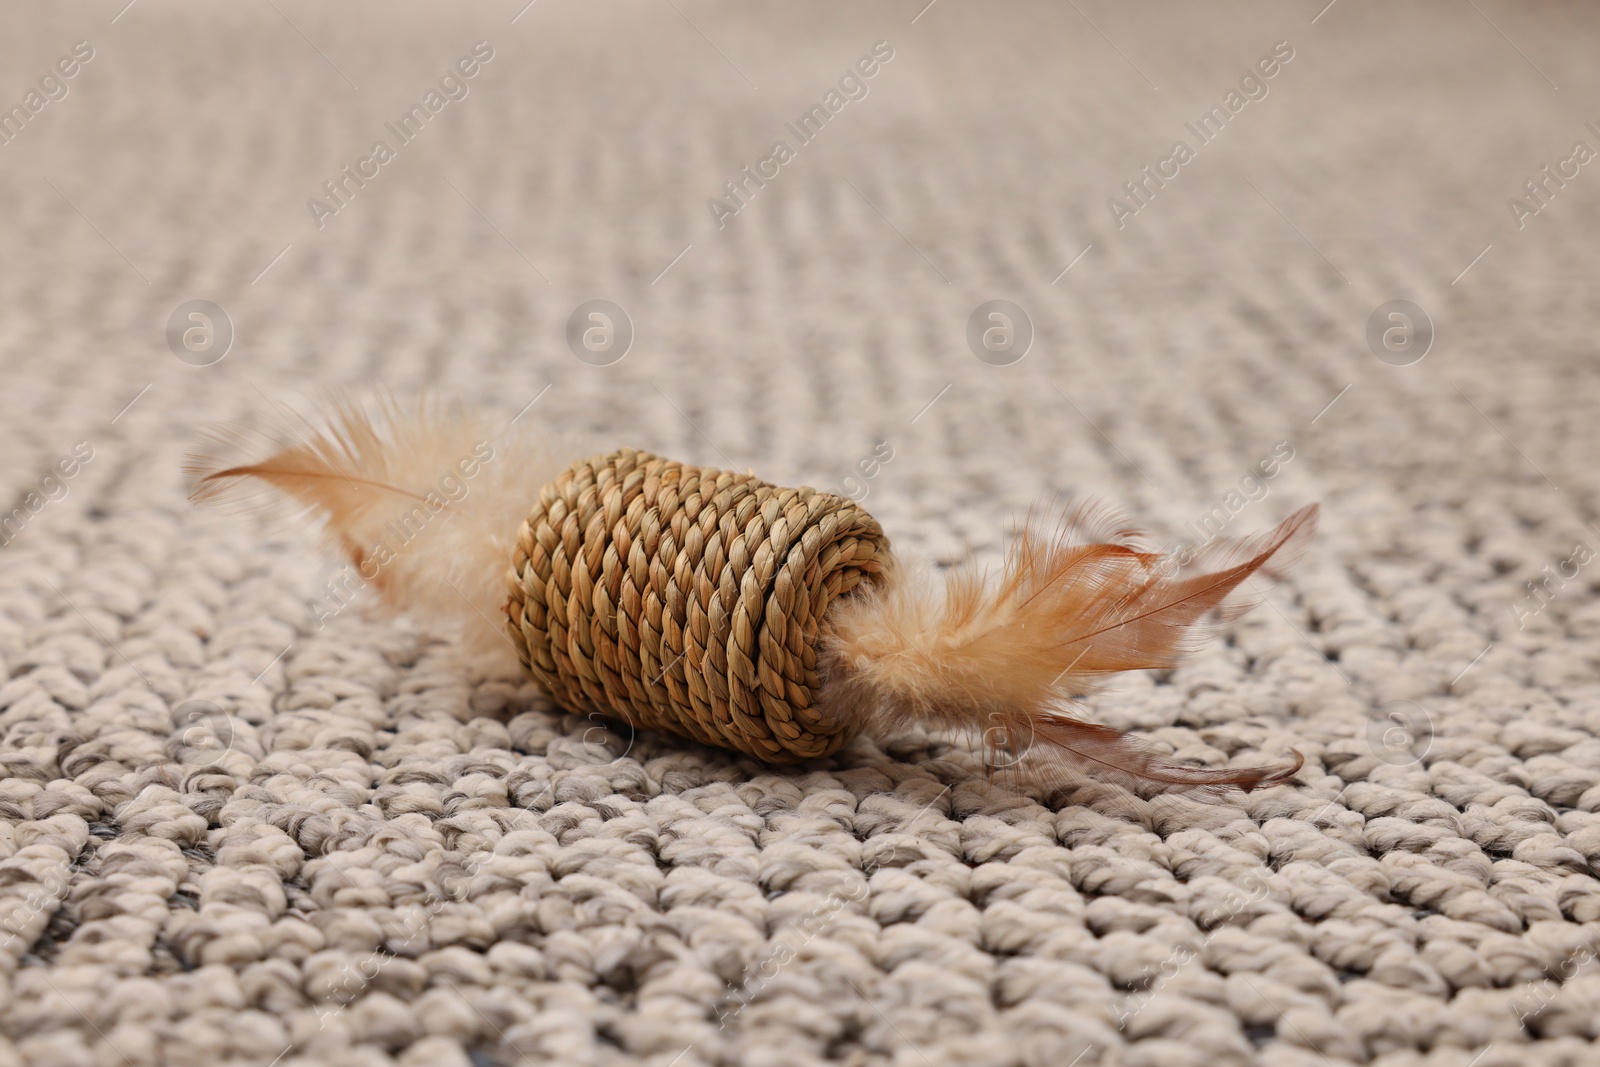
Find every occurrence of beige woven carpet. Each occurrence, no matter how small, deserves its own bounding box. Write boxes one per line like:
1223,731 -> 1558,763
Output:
3,3 -> 1599,1065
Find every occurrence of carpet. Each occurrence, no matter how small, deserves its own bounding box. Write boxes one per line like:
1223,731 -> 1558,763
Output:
2,3 -> 1598,1065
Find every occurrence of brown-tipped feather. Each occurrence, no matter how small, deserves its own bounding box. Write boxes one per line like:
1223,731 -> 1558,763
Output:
185,395 -> 447,593
819,501 -> 1318,792
185,392 -> 578,660
1029,717 -> 1305,792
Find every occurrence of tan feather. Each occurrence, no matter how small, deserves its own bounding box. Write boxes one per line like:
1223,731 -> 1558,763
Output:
185,392 -> 577,661
819,501 -> 1318,792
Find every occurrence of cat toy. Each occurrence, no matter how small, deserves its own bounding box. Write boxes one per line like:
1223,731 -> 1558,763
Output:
187,395 -> 1317,792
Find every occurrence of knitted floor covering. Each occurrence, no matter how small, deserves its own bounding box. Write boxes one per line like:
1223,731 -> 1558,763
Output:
1,3 -> 1598,1065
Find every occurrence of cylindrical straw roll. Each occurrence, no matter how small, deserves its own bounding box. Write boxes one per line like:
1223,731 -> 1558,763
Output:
505,447 -> 893,762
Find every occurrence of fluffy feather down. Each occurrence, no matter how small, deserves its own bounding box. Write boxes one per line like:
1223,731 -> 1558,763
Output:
185,393 -> 576,662
819,501 -> 1319,792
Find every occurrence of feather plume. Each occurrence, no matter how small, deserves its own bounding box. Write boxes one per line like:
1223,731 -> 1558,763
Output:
819,501 -> 1319,792
185,392 -> 577,662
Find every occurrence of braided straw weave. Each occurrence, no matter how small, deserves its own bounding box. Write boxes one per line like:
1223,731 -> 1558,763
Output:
505,447 -> 894,762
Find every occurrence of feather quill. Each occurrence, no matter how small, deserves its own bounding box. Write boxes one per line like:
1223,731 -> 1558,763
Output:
819,500 -> 1319,792
185,392 -> 577,662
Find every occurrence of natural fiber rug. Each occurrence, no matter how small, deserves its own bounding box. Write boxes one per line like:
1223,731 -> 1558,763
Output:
2,3 -> 1598,1065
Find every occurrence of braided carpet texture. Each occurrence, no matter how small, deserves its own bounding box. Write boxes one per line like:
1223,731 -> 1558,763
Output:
2,2 -> 1599,1065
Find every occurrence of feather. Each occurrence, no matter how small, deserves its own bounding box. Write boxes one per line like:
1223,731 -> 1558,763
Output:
819,500 -> 1319,792
185,392 -> 578,662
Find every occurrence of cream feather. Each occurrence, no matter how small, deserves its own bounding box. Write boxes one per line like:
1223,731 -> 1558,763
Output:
185,392 -> 577,663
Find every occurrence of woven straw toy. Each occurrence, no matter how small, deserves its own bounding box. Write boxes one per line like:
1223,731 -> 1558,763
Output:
188,395 -> 1318,792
